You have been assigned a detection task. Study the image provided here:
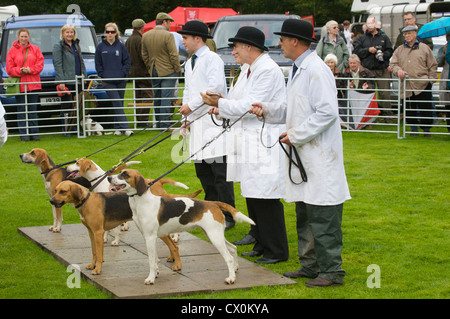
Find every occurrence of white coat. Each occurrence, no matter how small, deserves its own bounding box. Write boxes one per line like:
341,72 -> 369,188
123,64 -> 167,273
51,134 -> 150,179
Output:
261,50 -> 351,205
218,53 -> 286,199
183,46 -> 228,161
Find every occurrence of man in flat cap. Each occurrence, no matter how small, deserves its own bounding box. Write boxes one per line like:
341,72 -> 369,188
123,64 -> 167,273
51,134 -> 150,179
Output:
202,26 -> 289,265
142,12 -> 181,129
390,25 -> 437,137
177,20 -> 236,228
126,18 -> 153,126
250,19 -> 351,287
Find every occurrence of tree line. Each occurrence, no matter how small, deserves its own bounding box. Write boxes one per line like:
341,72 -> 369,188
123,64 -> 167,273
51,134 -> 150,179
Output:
3,0 -> 353,33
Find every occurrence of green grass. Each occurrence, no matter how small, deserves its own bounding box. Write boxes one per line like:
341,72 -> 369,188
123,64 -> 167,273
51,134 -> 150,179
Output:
0,130 -> 449,299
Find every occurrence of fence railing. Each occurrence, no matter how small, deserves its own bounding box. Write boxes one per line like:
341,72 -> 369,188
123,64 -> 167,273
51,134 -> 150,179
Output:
2,75 -> 449,139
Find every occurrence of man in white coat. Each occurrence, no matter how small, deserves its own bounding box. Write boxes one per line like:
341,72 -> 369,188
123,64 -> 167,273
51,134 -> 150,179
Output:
177,21 -> 235,228
250,19 -> 351,287
202,26 -> 289,264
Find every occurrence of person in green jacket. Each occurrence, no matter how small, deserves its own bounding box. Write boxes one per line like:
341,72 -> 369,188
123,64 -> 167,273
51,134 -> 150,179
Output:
315,20 -> 349,72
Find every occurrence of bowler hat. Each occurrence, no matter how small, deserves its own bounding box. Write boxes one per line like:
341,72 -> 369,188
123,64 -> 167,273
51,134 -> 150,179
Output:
274,19 -> 318,43
156,12 -> 174,21
228,26 -> 268,51
177,20 -> 212,38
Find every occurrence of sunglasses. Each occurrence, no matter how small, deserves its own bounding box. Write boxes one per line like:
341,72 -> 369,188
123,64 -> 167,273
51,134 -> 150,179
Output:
105,30 -> 117,34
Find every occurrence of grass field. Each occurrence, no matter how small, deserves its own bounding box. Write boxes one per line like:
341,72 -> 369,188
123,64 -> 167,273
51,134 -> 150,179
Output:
0,128 -> 448,299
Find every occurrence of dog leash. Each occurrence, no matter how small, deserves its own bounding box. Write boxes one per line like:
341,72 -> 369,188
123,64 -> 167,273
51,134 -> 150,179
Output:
87,105 -> 211,192
40,126 -> 149,176
145,110 -> 249,190
259,114 -> 307,184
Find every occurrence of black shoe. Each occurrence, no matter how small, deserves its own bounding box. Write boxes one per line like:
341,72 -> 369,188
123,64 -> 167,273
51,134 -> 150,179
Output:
234,234 -> 256,245
283,269 -> 317,279
241,250 -> 263,257
255,257 -> 287,264
21,137 -> 30,142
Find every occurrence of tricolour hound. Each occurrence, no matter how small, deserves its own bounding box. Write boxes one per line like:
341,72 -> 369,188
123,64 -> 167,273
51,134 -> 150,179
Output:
108,169 -> 255,285
50,180 -> 181,275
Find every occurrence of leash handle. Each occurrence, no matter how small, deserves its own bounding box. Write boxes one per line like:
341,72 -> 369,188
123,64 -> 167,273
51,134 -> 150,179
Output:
279,141 -> 307,185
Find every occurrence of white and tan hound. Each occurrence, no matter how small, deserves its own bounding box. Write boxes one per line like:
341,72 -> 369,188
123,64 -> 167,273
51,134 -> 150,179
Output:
108,169 -> 255,285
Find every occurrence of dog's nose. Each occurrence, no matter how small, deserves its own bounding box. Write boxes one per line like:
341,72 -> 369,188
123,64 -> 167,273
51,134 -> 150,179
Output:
107,176 -> 112,183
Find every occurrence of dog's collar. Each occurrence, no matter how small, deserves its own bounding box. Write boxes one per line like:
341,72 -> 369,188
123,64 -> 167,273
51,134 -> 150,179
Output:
75,192 -> 91,208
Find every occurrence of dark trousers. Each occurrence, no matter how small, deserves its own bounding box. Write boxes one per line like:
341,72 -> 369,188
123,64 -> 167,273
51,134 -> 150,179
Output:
246,197 -> 289,260
194,156 -> 235,222
295,202 -> 345,284
15,93 -> 39,138
103,81 -> 129,130
406,83 -> 433,131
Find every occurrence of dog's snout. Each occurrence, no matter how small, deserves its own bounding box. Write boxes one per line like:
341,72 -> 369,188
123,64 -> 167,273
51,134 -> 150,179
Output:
107,176 -> 113,183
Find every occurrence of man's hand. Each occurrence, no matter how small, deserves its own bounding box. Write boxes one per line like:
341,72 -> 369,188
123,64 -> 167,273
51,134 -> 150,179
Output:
200,91 -> 223,107
180,120 -> 190,138
397,69 -> 408,79
279,132 -> 292,146
249,102 -> 264,117
179,104 -> 192,116
209,107 -> 219,115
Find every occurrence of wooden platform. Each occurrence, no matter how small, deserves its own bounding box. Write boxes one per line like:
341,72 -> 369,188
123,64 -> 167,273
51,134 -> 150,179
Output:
18,223 -> 296,299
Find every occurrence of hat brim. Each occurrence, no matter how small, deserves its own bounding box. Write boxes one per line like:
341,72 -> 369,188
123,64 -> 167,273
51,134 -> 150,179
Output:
228,37 -> 268,51
274,31 -> 318,43
177,30 -> 213,38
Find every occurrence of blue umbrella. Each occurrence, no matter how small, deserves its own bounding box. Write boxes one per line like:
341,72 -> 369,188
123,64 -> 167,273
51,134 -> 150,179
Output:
417,17 -> 450,39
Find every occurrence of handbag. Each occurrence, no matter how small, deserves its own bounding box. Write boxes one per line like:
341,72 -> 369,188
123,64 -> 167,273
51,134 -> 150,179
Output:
4,48 -> 28,97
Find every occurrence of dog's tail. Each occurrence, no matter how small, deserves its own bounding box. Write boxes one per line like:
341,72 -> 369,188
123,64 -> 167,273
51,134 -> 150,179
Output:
215,202 -> 256,225
187,189 -> 202,198
159,178 -> 189,190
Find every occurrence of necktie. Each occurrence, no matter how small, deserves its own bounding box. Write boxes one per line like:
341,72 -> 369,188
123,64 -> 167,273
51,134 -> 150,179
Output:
292,63 -> 298,79
191,54 -> 197,70
247,68 -> 251,78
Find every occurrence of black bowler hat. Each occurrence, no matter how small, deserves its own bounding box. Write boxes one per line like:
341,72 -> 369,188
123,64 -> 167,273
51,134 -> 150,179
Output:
228,26 -> 268,51
274,19 -> 318,43
177,20 -> 212,38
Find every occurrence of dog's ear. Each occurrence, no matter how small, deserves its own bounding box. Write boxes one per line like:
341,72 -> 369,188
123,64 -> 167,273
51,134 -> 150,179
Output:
72,184 -> 84,203
135,175 -> 148,196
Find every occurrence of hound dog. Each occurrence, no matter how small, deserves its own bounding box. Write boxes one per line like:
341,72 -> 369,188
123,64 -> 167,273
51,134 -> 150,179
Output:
20,148 -> 91,232
108,169 -> 255,285
49,180 -> 181,275
66,158 -> 201,244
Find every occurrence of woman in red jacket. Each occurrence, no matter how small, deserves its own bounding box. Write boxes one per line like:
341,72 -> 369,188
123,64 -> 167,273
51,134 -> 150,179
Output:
6,28 -> 44,141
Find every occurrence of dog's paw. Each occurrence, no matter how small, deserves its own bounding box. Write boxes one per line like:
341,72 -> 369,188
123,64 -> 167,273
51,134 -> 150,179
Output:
111,239 -> 120,246
225,277 -> 236,285
86,263 -> 95,270
51,226 -> 61,233
171,264 -> 182,271
144,277 -> 155,285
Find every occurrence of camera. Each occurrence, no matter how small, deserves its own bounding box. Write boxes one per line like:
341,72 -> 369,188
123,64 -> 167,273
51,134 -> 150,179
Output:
375,45 -> 384,62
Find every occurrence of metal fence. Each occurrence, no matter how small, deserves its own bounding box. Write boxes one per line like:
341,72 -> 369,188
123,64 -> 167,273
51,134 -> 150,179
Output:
2,75 -> 449,139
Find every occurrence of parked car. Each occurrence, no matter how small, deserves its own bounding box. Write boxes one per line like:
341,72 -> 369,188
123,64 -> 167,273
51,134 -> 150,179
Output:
0,14 -> 108,125
211,14 -> 302,78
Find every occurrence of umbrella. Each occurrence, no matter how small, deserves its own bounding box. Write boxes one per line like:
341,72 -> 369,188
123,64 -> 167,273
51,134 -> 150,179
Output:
417,17 -> 450,39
